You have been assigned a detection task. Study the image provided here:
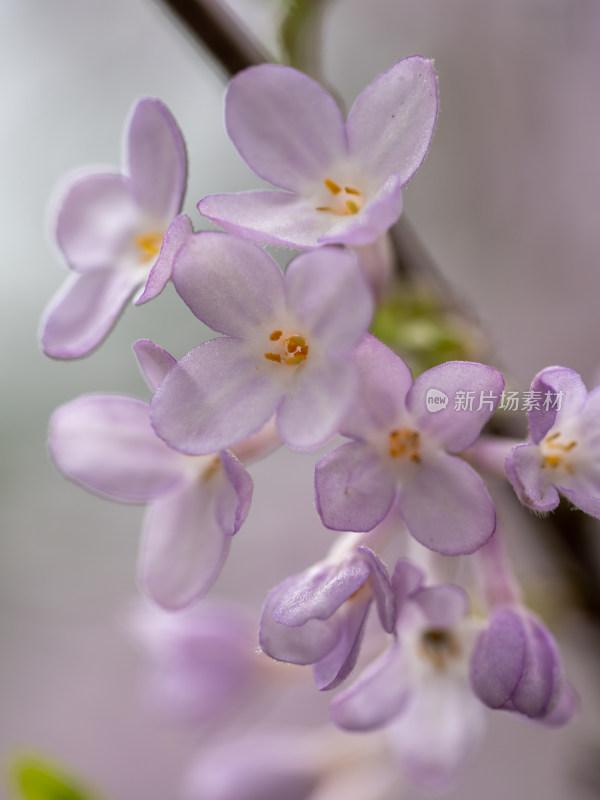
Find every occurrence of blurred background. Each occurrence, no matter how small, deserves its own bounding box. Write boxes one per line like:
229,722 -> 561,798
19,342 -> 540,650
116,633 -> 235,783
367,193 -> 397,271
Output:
2,0 -> 600,797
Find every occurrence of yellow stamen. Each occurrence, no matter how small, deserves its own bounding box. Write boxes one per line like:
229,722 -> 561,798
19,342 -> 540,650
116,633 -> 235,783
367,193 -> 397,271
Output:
316,206 -> 334,212
345,199 -> 360,215
134,230 -> 163,262
270,330 -> 283,341
389,428 -> 420,461
344,186 -> 360,195
324,179 -> 342,194
264,353 -> 282,363
287,354 -> 307,366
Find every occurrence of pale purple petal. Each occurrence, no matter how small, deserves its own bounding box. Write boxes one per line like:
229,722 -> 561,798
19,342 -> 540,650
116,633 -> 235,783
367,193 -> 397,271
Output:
277,359 -> 357,450
54,171 -> 140,271
330,641 -> 410,731
412,584 -> 468,628
216,450 -> 254,536
397,452 -> 496,555
317,175 -> 404,247
509,614 -> 562,718
139,478 -> 231,609
470,606 -> 526,710
225,64 -> 347,192
198,190 -> 335,250
505,442 -> 560,512
151,337 -> 282,455
313,595 -> 371,690
346,57 -> 438,187
126,97 -> 187,220
48,395 -> 184,502
356,546 -> 395,633
529,366 -> 588,443
270,559 -> 371,627
284,248 -> 373,356
539,682 -> 578,727
560,485 -> 600,518
259,580 -> 344,665
136,213 -> 193,305
407,361 -> 504,452
172,232 -> 285,337
40,267 -> 144,359
315,441 -> 396,532
133,339 -> 177,392
342,334 -> 413,440
387,677 -> 485,794
391,558 -> 425,609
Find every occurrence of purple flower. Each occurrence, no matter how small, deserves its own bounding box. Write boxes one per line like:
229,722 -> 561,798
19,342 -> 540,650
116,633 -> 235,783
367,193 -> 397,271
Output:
315,335 -> 504,555
506,366 -> 600,517
48,340 -> 253,609
197,58 -> 438,249
331,560 -> 485,793
151,233 -> 373,453
130,600 -> 260,726
259,545 -> 395,690
40,97 -> 190,359
470,605 -> 577,726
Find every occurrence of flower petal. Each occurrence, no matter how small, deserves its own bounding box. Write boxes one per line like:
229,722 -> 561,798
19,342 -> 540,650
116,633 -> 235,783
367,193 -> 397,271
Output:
133,339 -> 177,392
529,366 -> 588,443
151,337 -> 282,455
136,213 -> 193,305
539,682 -> 578,727
139,478 -> 231,609
225,64 -> 347,192
343,334 -> 414,439
505,442 -> 560,512
48,395 -> 184,502
346,56 -> 438,187
330,641 -> 410,731
40,267 -> 144,359
315,441 -> 396,532
284,248 -> 373,357
54,171 -> 140,271
397,452 -> 496,555
391,558 -> 425,608
198,190 -> 335,249
277,359 -> 357,450
317,174 -> 404,247
407,361 -> 504,453
172,232 -> 285,337
216,450 -> 254,536
313,595 -> 371,690
355,547 -> 395,633
125,97 -> 187,220
412,584 -> 468,628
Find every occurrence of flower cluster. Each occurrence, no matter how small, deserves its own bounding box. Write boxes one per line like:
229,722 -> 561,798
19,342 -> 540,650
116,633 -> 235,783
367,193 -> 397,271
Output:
41,56 -> 582,797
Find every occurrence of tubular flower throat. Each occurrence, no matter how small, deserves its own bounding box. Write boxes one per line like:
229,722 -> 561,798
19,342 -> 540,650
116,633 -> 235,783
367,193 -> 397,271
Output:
135,230 -> 164,263
316,179 -> 364,216
264,329 -> 309,366
388,428 -> 421,462
419,628 -> 461,671
540,431 -> 577,474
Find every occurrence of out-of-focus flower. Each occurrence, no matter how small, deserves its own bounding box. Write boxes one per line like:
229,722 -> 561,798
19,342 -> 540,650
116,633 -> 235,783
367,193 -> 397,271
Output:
197,57 -> 438,250
151,233 -> 373,453
129,600 -> 261,726
470,605 -> 577,726
259,545 -> 395,690
40,97 -> 191,359
48,340 -> 253,609
331,560 -> 485,793
506,366 -> 600,517
315,335 -> 504,554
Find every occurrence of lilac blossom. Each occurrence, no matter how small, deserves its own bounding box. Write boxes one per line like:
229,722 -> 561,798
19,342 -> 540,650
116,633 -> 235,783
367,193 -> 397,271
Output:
506,366 -> 600,517
331,560 -> 485,793
197,57 -> 438,250
315,335 -> 504,555
259,545 -> 395,690
470,605 -> 577,726
151,233 -> 373,453
40,97 -> 190,359
129,600 -> 260,726
48,340 -> 253,609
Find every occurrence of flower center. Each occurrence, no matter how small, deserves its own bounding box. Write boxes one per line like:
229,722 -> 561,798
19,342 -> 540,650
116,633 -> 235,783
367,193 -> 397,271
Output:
540,430 -> 578,473
419,628 -> 461,671
388,428 -> 421,462
134,230 -> 163,263
264,329 -> 309,367
316,179 -> 364,216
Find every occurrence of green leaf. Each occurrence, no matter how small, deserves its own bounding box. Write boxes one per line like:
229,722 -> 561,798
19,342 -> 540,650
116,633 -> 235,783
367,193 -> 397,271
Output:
8,755 -> 103,800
